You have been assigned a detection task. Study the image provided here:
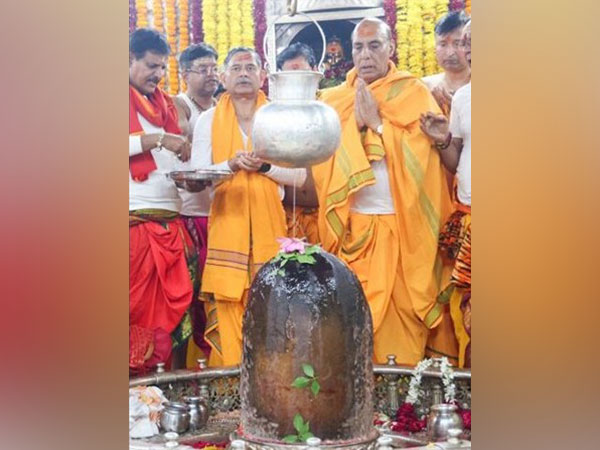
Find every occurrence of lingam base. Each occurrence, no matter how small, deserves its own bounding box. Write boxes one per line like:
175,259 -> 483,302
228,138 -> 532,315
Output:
229,429 -> 379,450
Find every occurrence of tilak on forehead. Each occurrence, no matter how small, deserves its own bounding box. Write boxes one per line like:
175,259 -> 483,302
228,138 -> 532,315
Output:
235,52 -> 254,62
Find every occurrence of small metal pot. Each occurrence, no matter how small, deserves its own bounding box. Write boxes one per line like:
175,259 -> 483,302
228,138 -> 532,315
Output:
159,401 -> 191,433
183,396 -> 208,432
427,403 -> 463,442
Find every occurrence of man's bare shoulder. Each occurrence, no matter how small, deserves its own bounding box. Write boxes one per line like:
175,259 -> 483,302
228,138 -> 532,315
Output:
173,94 -> 191,119
421,72 -> 444,90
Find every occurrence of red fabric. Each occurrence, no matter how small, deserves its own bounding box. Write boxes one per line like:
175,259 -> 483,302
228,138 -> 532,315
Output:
129,85 -> 181,181
129,325 -> 154,370
129,219 -> 193,334
129,326 -> 173,376
144,327 -> 172,369
182,216 -> 211,357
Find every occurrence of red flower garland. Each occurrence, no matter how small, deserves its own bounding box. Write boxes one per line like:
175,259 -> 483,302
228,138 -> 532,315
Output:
449,0 -> 465,11
191,0 -> 204,44
129,0 -> 136,32
391,402 -> 427,433
383,0 -> 398,64
253,0 -> 267,64
390,402 -> 472,433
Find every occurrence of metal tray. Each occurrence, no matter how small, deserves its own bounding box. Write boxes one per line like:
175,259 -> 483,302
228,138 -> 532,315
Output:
169,169 -> 233,182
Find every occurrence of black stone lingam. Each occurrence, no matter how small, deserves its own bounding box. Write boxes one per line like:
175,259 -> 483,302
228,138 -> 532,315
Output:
240,249 -> 375,444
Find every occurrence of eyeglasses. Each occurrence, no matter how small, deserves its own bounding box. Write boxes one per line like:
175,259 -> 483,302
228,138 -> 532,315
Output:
185,66 -> 219,76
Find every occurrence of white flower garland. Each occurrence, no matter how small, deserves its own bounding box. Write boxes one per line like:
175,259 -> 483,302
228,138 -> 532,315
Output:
405,357 -> 456,405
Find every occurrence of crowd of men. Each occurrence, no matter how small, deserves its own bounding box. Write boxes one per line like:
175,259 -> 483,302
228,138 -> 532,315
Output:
129,12 -> 471,374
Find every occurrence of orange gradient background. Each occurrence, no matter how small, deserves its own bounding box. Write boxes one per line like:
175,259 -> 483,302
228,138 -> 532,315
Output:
1,0 -> 600,449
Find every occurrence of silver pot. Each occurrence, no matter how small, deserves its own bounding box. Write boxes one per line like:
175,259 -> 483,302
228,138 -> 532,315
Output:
159,401 -> 190,433
252,71 -> 341,168
252,12 -> 341,168
427,403 -> 463,442
183,396 -> 208,432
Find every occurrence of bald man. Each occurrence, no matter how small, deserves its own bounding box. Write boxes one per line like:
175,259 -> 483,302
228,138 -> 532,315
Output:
312,18 -> 453,364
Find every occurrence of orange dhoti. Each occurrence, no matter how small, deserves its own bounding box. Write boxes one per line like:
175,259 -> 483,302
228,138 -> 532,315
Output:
285,205 -> 320,244
341,213 -> 429,364
201,92 -> 287,367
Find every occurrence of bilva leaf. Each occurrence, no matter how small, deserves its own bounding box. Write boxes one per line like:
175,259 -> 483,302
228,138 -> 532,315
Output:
293,413 -> 304,432
296,254 -> 316,264
301,421 -> 310,435
283,435 -> 298,444
291,376 -> 311,388
300,431 -> 314,441
311,379 -> 320,397
302,363 -> 314,378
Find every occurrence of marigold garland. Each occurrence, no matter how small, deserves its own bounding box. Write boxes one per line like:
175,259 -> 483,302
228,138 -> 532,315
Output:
395,0 -> 409,71
228,0 -> 243,50
215,0 -> 229,65
240,0 -> 255,48
135,0 -> 148,28
152,0 -> 164,32
465,0 -> 471,15
202,0 -> 217,49
421,0 -> 437,76
165,0 -> 179,94
406,0 -> 424,77
178,0 -> 190,51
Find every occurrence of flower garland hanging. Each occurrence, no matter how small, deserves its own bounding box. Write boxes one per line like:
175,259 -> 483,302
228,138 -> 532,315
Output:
191,0 -> 203,44
383,0 -> 398,64
135,0 -> 148,28
178,0 -> 190,51
165,0 -> 179,94
215,0 -> 229,65
152,0 -> 165,33
240,0 -> 255,48
228,0 -> 243,50
129,0 -> 137,33
449,0 -> 465,12
390,357 -> 458,433
253,0 -> 267,66
465,0 -> 471,15
395,0 -> 409,71
406,0 -> 424,77
421,0 -> 437,76
202,0 -> 217,49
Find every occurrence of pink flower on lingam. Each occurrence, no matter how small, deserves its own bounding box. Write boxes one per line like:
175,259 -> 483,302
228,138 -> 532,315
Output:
276,237 -> 307,254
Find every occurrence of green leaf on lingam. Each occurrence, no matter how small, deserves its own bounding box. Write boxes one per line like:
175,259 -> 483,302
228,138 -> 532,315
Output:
283,435 -> 298,444
296,254 -> 316,264
291,376 -> 311,388
302,363 -> 315,378
293,413 -> 305,433
311,379 -> 320,397
300,431 -> 314,442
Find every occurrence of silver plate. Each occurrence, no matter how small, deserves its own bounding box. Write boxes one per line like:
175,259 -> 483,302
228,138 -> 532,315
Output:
169,169 -> 233,182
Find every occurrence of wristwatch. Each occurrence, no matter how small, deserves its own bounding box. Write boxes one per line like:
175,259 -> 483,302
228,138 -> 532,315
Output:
258,163 -> 272,173
375,124 -> 384,136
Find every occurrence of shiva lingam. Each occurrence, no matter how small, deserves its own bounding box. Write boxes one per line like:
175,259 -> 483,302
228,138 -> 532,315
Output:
252,8 -> 341,168
236,246 -> 378,449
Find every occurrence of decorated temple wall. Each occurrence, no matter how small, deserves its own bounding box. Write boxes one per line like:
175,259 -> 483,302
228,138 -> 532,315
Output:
129,0 -> 472,95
